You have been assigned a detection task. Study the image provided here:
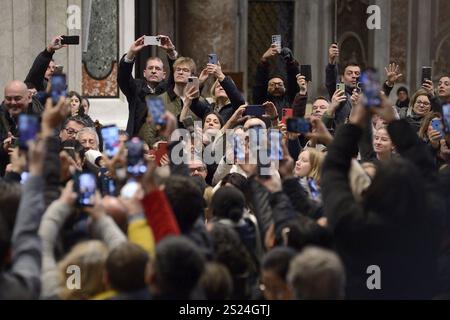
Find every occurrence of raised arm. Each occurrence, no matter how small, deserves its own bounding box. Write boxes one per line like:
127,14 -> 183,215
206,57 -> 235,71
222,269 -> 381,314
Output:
325,44 -> 339,99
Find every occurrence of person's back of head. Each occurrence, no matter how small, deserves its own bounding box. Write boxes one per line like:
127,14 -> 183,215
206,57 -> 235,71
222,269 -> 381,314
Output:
0,182 -> 21,267
199,262 -> 233,300
260,247 -> 296,300
106,242 -> 149,294
281,215 -> 334,251
164,176 -> 205,233
211,186 -> 245,223
363,157 -> 428,225
151,236 -> 205,299
209,223 -> 257,299
287,246 -> 346,300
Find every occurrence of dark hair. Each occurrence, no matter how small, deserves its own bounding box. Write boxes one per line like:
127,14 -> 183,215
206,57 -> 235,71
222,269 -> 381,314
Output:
106,242 -> 149,293
397,86 -> 409,95
0,182 -> 21,264
211,186 -> 245,223
261,247 -> 297,280
281,215 -> 334,251
220,173 -> 248,194
68,91 -> 83,103
63,116 -> 89,129
24,82 -> 36,90
269,74 -> 286,83
342,62 -> 361,75
82,97 -> 90,107
209,224 -> 258,300
199,262 -> 233,300
154,236 -> 205,298
164,176 -> 205,233
202,111 -> 224,129
363,157 -> 428,224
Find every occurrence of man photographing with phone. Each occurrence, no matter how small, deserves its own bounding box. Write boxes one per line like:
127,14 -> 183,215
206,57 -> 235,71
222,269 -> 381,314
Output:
118,35 -> 179,142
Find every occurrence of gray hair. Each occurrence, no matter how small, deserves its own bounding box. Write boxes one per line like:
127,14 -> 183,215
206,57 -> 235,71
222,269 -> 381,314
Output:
76,127 -> 99,147
287,246 -> 346,300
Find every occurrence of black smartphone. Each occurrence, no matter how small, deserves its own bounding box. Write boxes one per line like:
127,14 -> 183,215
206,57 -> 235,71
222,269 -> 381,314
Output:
74,172 -> 97,207
443,104 -> 450,134
127,137 -> 147,176
51,73 -> 67,105
101,125 -> 120,158
18,114 -> 39,150
360,68 -> 381,107
244,105 -> 265,117
300,65 -> 312,82
286,118 -> 311,134
145,95 -> 166,126
61,35 -> 80,45
421,67 -> 432,84
208,54 -> 218,65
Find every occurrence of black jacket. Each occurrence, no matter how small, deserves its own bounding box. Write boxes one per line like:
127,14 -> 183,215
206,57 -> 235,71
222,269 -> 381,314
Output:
252,60 -> 300,118
117,54 -> 174,137
24,49 -> 54,92
322,122 -> 438,299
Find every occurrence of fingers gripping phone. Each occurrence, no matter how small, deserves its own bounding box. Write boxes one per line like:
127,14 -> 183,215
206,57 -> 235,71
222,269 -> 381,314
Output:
186,77 -> 200,98
61,35 -> 80,45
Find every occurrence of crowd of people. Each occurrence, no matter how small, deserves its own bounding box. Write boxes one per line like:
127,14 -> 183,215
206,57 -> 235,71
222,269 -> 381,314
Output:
0,32 -> 450,300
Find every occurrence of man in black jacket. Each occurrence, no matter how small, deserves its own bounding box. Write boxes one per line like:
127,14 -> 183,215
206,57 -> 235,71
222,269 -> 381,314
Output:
252,45 -> 300,119
118,35 -> 178,140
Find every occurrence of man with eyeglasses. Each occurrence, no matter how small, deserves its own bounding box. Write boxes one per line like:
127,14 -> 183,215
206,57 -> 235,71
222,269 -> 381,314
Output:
118,35 -> 179,142
59,117 -> 88,143
252,44 -> 301,119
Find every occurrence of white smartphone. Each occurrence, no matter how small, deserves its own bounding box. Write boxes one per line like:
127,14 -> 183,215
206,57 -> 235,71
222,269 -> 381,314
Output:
120,180 -> 140,199
144,36 -> 160,46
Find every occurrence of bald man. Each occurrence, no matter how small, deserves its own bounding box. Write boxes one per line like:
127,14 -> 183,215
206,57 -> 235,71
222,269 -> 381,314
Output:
0,80 -> 44,176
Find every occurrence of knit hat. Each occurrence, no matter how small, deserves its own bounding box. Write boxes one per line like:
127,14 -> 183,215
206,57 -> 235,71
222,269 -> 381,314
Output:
210,186 -> 245,223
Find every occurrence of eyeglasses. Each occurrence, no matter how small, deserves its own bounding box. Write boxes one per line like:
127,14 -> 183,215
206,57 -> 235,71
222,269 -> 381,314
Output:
269,82 -> 284,88
64,128 -> 79,136
175,67 -> 191,74
416,101 -> 431,107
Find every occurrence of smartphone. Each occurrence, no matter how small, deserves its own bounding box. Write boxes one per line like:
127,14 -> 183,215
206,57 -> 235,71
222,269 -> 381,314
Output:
101,125 -> 120,158
208,54 -> 218,65
269,131 -> 283,161
11,137 -> 19,148
146,96 -> 166,126
74,172 -> 97,207
431,119 -> 443,137
20,172 -> 30,185
61,35 -> 80,45
244,105 -> 265,117
51,73 -> 67,105
154,141 -> 168,167
360,68 -> 381,107
272,34 -> 282,49
281,108 -> 294,125
144,36 -> 161,46
99,168 -> 116,197
18,114 -> 39,150
442,104 -> 450,134
300,65 -> 312,82
127,137 -> 147,176
186,77 -> 200,98
120,180 -> 140,199
421,67 -> 432,84
336,83 -> 346,92
286,118 -> 311,134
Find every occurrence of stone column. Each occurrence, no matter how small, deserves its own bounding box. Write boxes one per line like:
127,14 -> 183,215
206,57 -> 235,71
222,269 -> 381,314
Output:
0,0 -> 14,97
295,0 -> 334,98
369,0 -> 391,73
